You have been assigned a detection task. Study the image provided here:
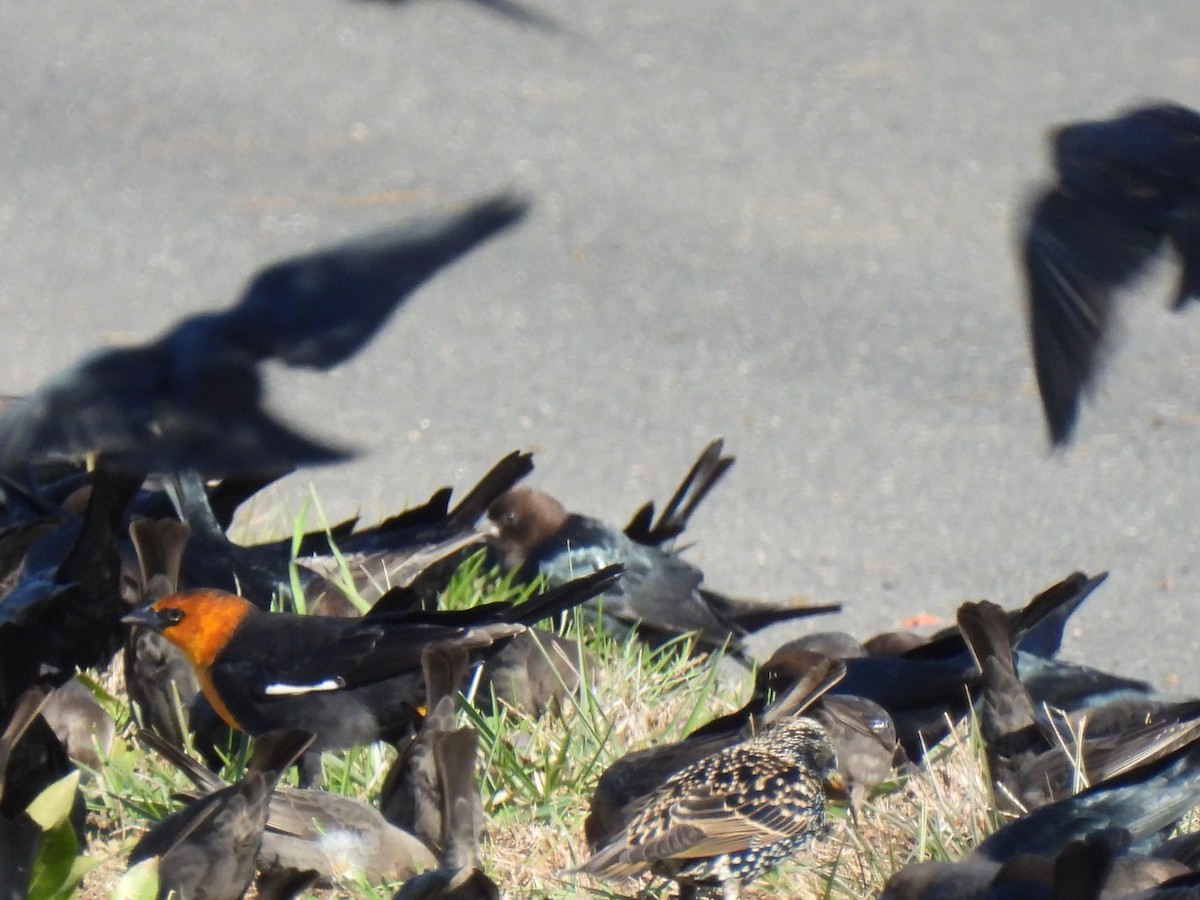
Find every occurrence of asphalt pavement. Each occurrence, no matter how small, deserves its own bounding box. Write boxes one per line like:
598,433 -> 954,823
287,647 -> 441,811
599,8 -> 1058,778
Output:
2,1 -> 1199,689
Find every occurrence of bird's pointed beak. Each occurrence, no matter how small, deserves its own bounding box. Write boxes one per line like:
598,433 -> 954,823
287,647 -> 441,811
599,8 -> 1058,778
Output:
824,770 -> 858,825
824,769 -> 849,800
122,606 -> 165,631
474,516 -> 500,539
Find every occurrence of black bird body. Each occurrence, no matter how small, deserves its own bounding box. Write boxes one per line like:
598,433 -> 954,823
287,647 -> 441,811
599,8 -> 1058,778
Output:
1023,102 -> 1200,443
976,731 -> 1200,863
123,567 -> 623,750
959,599 -> 1200,816
488,486 -> 838,649
0,195 -> 527,474
820,572 -> 1108,761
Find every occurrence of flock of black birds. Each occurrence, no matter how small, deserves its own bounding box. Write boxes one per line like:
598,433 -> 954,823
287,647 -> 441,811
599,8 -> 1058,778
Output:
0,96 -> 1197,900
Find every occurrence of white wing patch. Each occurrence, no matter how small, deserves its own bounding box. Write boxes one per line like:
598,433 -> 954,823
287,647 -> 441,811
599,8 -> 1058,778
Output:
264,677 -> 346,696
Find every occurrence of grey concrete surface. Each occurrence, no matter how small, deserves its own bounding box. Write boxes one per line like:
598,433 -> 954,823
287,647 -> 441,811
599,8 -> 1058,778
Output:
2,1 -> 1199,689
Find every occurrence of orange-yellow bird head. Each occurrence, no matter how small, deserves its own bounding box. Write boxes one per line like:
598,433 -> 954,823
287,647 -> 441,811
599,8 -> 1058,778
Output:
123,588 -> 259,731
123,588 -> 256,670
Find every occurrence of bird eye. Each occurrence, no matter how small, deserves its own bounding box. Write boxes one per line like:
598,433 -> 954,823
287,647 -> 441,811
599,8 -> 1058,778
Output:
162,608 -> 185,626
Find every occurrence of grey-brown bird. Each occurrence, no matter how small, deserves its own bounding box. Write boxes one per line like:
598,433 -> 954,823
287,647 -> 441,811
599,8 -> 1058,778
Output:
577,714 -> 844,899
136,729 -> 437,886
128,729 -> 314,900
392,726 -> 499,900
39,677 -> 115,773
474,627 -> 595,717
380,643 -> 471,845
122,517 -> 200,747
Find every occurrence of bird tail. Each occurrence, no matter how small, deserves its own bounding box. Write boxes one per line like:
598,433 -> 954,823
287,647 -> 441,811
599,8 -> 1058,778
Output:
699,589 -> 842,633
511,565 -> 625,626
128,518 -> 191,604
134,728 -> 227,794
246,729 -> 316,784
623,439 -> 734,547
434,727 -> 484,870
1011,570 -> 1108,657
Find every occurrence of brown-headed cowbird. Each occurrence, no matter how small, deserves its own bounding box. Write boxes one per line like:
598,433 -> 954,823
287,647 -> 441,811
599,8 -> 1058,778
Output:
487,485 -> 839,650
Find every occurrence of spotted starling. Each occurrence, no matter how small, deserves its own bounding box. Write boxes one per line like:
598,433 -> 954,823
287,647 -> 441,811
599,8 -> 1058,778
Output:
585,651 -> 847,851
578,715 -> 843,899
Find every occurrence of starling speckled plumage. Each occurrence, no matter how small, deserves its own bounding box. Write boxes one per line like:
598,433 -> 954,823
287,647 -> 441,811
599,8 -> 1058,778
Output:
578,716 -> 843,899
585,651 -> 846,851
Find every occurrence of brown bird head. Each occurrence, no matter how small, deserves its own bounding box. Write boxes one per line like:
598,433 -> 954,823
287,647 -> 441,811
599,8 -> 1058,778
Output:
486,487 -> 569,568
123,589 -> 256,670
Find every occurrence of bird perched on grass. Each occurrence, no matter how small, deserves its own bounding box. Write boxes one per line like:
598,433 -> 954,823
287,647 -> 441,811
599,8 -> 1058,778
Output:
487,449 -> 840,650
958,598 -> 1200,816
129,729 -> 314,900
136,728 -> 437,886
0,193 -> 527,474
392,726 -> 499,900
122,566 -> 623,750
1022,101 -> 1200,444
577,714 -> 845,899
584,651 -> 853,851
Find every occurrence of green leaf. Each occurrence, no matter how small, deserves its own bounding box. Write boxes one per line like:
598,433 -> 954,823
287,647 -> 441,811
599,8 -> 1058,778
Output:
26,771 -> 80,831
27,819 -> 79,900
114,857 -> 160,900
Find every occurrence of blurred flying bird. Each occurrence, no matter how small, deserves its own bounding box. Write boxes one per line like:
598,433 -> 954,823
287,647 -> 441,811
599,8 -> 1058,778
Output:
0,194 -> 527,473
1022,102 -> 1200,444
